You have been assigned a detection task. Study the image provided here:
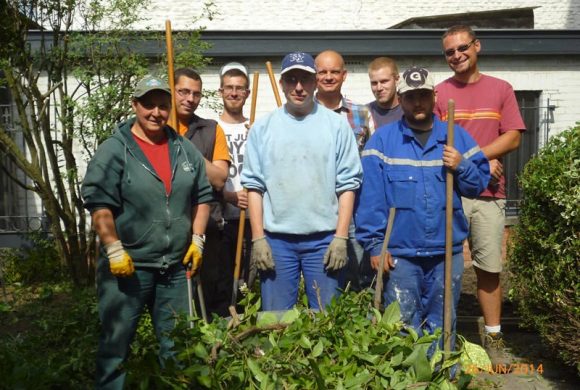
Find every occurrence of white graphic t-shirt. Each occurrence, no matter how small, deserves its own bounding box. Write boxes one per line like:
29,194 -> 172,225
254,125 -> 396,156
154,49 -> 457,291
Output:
218,119 -> 249,220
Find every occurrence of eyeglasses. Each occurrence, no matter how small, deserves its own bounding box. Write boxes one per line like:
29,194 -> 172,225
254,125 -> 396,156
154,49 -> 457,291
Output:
176,88 -> 202,98
220,85 -> 248,94
281,74 -> 315,86
444,39 -> 477,57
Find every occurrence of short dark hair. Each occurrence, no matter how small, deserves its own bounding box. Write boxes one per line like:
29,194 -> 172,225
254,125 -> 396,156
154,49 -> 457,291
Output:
442,25 -> 477,41
220,69 -> 249,88
174,68 -> 202,85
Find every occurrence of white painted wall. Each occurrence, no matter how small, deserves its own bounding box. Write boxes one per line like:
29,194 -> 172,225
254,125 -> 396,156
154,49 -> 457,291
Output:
136,0 -> 580,30
194,55 -> 580,139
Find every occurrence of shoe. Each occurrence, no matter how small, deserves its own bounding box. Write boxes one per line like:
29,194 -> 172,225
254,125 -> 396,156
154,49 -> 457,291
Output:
483,332 -> 514,367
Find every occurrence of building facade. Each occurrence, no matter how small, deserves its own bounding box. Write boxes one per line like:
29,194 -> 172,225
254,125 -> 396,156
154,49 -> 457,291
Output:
1,1 -> 580,245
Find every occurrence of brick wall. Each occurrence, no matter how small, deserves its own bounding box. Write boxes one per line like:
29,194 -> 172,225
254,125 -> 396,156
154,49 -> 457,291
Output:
137,0 -> 580,30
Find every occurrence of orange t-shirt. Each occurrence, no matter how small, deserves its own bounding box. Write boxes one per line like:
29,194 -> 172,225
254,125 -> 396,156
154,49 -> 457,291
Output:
178,121 -> 230,163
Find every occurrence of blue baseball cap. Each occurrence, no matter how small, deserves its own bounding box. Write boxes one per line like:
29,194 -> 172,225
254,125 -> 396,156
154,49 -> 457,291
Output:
280,52 -> 316,75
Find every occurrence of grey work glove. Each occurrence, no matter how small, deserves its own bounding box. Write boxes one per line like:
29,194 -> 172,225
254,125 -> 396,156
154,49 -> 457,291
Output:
323,235 -> 348,271
252,236 -> 275,271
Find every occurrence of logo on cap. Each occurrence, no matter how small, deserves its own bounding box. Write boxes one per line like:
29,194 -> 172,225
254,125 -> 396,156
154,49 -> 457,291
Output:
146,78 -> 162,87
404,68 -> 429,88
289,53 -> 306,63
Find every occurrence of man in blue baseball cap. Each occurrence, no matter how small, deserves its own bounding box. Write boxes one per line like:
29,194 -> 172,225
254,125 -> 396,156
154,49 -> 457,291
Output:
241,52 -> 362,310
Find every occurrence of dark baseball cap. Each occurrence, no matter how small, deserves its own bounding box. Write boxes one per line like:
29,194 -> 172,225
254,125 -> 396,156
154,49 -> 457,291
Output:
133,75 -> 171,98
280,52 -> 316,75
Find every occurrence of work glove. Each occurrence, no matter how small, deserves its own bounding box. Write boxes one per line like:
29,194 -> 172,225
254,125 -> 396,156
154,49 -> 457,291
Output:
105,240 -> 135,277
323,235 -> 348,272
183,234 -> 205,275
252,236 -> 275,271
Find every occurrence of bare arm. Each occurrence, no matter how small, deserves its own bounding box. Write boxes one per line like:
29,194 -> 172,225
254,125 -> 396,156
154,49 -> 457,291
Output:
481,130 -> 521,161
335,190 -> 355,237
223,189 -> 248,209
91,208 -> 119,246
192,203 -> 210,235
204,159 -> 229,192
248,190 -> 265,239
481,130 -> 521,183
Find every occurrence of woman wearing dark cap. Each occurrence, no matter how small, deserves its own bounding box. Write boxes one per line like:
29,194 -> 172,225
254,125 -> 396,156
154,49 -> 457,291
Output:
82,75 -> 213,389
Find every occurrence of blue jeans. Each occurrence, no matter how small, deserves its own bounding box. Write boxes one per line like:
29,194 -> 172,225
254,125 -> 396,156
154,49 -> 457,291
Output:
260,231 -> 340,310
383,253 -> 464,335
95,259 -> 189,390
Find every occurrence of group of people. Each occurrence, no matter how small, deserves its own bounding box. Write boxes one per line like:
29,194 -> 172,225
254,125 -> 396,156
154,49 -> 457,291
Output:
82,24 -> 525,388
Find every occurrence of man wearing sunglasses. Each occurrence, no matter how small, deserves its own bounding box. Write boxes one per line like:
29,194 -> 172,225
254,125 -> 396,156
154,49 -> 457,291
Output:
435,25 -> 526,365
174,68 -> 232,317
241,52 -> 362,310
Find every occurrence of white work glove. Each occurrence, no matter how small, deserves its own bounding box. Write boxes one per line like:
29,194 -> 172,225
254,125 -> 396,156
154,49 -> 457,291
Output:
252,237 -> 275,271
104,240 -> 135,277
183,234 -> 205,275
323,235 -> 348,271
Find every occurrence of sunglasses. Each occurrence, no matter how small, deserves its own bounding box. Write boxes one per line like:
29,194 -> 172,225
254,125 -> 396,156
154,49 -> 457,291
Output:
282,74 -> 316,86
444,39 -> 477,57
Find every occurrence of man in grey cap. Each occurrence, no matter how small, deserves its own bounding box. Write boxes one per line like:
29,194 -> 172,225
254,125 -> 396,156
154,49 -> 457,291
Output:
241,52 -> 362,310
82,75 -> 212,388
355,66 -> 489,340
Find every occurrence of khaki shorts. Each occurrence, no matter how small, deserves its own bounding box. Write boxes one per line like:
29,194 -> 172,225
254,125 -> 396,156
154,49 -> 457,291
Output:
462,197 -> 506,273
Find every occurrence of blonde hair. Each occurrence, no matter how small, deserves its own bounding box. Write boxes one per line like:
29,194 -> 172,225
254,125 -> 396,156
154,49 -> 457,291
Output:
368,57 -> 399,75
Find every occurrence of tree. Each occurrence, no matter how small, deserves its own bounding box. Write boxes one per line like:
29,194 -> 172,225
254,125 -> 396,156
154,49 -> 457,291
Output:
0,0 -> 212,285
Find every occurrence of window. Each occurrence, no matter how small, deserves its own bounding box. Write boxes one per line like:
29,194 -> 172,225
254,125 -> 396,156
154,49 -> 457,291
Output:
504,91 -> 542,216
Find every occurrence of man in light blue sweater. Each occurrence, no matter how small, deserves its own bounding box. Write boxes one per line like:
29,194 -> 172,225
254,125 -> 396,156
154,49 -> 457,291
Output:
241,52 -> 362,310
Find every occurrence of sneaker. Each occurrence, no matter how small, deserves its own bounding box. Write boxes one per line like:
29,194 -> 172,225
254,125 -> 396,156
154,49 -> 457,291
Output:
483,332 -> 514,367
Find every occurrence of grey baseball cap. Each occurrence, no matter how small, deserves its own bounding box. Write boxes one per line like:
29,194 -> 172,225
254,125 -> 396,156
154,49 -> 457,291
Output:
133,75 -> 171,98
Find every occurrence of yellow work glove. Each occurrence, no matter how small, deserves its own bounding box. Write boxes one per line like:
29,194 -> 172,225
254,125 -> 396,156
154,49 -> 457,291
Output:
183,234 -> 205,275
104,240 -> 135,277
323,235 -> 348,271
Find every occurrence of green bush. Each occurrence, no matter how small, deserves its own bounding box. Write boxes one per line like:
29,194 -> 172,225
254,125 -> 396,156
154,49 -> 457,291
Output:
0,232 -> 65,285
508,123 -> 580,369
0,284 -> 99,389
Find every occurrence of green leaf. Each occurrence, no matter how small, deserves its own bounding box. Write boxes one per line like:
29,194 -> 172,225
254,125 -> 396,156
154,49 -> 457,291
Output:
308,358 -> 326,390
459,338 -> 492,372
382,301 -> 401,325
280,308 -> 301,324
344,370 -> 372,388
257,312 -> 279,327
268,332 -> 278,348
312,340 -> 324,357
299,334 -> 312,349
411,345 -> 432,382
193,342 -> 208,360
247,358 -> 267,383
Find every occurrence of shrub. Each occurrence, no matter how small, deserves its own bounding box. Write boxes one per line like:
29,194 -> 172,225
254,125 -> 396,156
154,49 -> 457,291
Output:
0,284 -> 99,388
508,123 -> 580,369
126,290 -> 473,389
0,232 -> 65,285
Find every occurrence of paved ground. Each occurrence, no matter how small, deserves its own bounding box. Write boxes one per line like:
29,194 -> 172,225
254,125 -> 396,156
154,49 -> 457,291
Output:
458,230 -> 579,389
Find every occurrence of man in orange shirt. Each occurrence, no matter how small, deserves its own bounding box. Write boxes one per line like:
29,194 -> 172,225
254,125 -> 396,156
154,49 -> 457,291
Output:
174,68 -> 231,317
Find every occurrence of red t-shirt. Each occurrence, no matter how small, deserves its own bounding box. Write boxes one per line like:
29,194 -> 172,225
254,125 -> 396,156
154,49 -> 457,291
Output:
435,74 -> 526,198
133,134 -> 172,195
